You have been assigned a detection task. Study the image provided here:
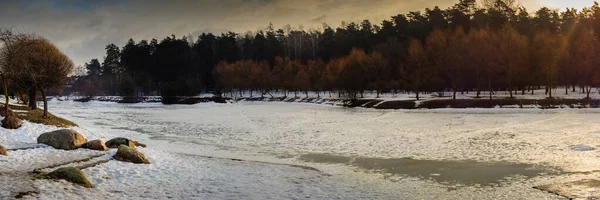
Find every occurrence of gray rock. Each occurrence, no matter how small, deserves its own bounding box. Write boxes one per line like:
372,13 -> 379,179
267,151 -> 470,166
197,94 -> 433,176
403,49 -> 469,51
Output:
81,139 -> 108,151
37,129 -> 87,150
105,137 -> 135,148
44,167 -> 92,188
113,145 -> 150,164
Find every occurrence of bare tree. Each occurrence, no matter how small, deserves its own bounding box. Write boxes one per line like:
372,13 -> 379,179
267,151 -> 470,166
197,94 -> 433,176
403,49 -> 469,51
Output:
17,37 -> 74,117
0,28 -> 34,115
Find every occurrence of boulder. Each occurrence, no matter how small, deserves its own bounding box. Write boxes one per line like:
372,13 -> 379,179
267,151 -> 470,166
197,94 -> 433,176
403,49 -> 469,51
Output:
132,140 -> 147,148
37,129 -> 87,150
0,106 -> 15,117
0,144 -> 6,156
113,145 -> 150,164
81,140 -> 108,151
2,115 -> 22,129
105,137 -> 136,148
44,167 -> 92,188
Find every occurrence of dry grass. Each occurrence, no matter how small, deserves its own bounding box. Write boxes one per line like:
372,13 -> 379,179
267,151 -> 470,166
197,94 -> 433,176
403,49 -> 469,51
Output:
8,104 -> 77,127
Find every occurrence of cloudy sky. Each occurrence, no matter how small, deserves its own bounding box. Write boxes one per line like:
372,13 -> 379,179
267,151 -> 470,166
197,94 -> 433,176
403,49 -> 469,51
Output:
0,0 -> 594,66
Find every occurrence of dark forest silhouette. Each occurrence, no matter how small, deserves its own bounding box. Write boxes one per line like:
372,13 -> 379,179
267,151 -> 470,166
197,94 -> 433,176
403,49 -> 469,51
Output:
69,0 -> 600,101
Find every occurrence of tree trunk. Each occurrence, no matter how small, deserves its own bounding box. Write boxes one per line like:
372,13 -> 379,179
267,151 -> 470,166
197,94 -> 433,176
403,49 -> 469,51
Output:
521,88 -> 525,95
531,86 -> 534,95
548,83 -> 553,99
415,91 -> 420,100
453,88 -> 457,100
40,88 -> 48,117
28,87 -> 37,110
488,77 -> 493,100
3,75 -> 8,117
586,86 -> 592,99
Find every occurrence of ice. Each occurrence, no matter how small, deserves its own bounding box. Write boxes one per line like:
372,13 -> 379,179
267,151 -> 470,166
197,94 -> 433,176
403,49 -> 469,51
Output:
41,101 -> 600,199
570,144 -> 597,151
4,99 -> 600,199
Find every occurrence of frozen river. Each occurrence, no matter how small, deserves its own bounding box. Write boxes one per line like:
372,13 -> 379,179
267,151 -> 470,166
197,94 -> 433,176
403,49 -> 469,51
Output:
47,101 -> 600,199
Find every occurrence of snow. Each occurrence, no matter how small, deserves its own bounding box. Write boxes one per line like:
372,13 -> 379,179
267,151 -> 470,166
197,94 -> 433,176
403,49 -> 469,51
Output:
5,99 -> 600,199
49,102 -> 600,172
35,101 -> 600,199
35,149 -> 407,200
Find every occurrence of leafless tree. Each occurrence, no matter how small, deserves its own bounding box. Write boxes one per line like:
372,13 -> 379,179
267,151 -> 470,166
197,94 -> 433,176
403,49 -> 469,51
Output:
18,37 -> 74,117
0,28 -> 34,115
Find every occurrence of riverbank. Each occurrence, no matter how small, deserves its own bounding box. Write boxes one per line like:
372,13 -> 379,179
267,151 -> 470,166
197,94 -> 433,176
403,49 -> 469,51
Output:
66,94 -> 600,110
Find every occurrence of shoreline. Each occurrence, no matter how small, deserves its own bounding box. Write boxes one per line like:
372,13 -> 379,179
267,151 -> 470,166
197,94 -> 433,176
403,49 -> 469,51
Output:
63,95 -> 600,110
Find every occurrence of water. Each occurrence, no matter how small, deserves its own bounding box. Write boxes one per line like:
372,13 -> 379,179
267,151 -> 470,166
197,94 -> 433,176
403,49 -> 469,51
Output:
299,153 -> 552,186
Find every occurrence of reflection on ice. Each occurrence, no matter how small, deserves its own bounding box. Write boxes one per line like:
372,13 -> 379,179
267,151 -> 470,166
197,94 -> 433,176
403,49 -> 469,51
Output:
299,153 -> 554,186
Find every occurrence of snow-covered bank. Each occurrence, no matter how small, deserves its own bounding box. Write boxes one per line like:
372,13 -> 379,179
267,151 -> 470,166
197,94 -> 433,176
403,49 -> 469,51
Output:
40,100 -> 600,199
61,87 -> 600,110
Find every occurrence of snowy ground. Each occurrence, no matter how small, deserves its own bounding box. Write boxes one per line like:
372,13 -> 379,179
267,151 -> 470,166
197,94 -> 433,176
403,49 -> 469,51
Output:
5,98 -> 600,199
0,106 -> 414,199
0,100 -> 585,199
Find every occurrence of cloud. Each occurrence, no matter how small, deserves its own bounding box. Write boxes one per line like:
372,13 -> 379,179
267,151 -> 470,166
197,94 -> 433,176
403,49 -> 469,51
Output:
311,15 -> 328,23
0,0 -> 583,66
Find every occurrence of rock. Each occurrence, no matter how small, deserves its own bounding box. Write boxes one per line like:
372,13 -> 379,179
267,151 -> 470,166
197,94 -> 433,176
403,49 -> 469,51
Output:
81,139 -> 108,151
1,115 -> 22,129
44,167 -> 92,188
105,137 -> 136,148
570,144 -> 596,151
37,129 -> 87,150
132,140 -> 147,148
0,144 -> 6,156
0,106 -> 15,117
15,191 -> 39,199
113,145 -> 150,164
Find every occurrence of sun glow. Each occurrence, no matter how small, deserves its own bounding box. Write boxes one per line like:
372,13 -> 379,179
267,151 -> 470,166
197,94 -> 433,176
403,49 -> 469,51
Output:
536,0 -> 594,10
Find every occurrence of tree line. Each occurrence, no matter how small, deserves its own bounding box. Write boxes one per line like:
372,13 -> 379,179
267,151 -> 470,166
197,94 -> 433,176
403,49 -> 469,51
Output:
71,0 -> 600,100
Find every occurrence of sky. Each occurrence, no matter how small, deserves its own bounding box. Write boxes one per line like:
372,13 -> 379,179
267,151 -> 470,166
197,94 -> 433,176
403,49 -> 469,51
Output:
0,0 -> 595,67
